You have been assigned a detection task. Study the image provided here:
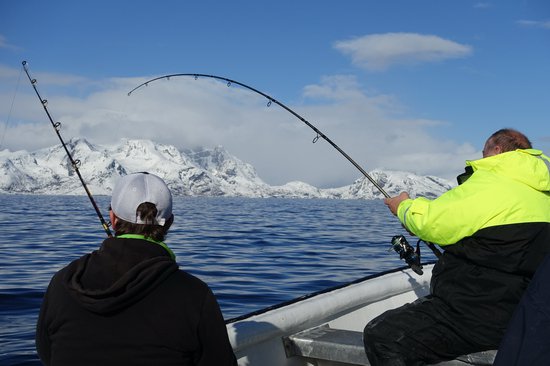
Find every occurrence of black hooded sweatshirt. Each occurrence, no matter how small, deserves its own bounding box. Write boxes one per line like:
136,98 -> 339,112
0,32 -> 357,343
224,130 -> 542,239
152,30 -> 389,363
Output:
36,236 -> 237,366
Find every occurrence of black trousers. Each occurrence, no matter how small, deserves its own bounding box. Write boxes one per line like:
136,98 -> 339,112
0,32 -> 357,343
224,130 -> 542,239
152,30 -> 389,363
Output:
363,296 -> 496,366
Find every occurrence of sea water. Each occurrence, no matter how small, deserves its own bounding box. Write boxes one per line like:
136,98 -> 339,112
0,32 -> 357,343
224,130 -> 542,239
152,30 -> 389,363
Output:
0,194 -> 431,365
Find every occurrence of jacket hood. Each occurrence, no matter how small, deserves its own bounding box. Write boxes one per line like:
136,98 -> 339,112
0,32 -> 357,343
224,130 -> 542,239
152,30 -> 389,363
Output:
468,149 -> 550,192
63,237 -> 178,314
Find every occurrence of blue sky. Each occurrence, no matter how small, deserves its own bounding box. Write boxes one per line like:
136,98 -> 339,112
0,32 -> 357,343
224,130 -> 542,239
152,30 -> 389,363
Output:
1,0 -> 549,188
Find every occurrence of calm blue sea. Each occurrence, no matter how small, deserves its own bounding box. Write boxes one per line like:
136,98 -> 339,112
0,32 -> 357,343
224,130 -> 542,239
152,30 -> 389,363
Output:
0,194 -> 432,365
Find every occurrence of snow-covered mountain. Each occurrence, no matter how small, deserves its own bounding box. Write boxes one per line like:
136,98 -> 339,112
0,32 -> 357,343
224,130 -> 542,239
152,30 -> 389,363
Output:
0,138 -> 454,199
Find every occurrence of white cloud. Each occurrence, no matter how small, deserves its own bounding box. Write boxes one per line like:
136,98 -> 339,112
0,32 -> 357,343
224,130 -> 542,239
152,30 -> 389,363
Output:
517,20 -> 550,29
0,64 -> 17,77
0,34 -> 20,51
334,33 -> 473,71
0,68 -> 478,187
473,2 -> 492,9
0,35 -> 9,48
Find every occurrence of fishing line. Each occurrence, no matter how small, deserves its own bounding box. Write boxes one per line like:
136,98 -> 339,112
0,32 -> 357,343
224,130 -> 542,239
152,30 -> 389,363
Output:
0,65 -> 23,150
22,61 -> 112,238
127,73 -> 390,198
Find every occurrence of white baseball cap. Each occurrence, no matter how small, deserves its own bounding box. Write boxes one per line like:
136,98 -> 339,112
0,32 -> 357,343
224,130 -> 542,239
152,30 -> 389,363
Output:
110,172 -> 173,226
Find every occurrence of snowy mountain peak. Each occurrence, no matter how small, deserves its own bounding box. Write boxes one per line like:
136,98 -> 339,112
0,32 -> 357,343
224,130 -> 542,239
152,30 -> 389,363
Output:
0,138 -> 454,199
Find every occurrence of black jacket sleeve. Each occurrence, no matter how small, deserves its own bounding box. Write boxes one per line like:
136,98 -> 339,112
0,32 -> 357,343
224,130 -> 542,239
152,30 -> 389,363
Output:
196,287 -> 237,366
36,282 -> 53,366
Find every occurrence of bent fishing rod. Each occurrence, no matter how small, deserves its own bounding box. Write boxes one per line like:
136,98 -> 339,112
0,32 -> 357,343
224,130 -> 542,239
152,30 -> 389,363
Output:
128,73 -> 390,199
22,61 -> 113,238
128,74 -> 433,274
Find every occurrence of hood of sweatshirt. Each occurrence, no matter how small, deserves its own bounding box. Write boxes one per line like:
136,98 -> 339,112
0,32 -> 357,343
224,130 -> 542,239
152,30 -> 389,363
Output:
63,237 -> 179,314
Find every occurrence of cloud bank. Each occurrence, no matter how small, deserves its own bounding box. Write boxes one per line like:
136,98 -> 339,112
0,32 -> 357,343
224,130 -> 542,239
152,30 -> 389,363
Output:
0,63 -> 478,188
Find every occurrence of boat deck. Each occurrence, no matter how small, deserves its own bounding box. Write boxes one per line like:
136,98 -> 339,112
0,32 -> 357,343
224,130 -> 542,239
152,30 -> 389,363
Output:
228,264 -> 498,366
284,325 -> 497,366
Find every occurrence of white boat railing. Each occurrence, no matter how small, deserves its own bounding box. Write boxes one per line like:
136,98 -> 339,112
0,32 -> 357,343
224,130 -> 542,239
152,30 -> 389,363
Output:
226,264 -> 434,365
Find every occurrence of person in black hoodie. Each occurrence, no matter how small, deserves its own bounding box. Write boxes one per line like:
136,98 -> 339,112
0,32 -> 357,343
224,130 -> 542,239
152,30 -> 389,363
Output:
36,172 -> 237,366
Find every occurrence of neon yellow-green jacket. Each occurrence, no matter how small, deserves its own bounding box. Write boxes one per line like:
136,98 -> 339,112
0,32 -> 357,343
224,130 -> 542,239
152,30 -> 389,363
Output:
395,149 -> 550,344
397,149 -> 550,245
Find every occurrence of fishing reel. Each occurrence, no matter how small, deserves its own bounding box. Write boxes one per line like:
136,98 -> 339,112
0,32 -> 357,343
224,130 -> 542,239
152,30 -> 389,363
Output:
390,235 -> 423,275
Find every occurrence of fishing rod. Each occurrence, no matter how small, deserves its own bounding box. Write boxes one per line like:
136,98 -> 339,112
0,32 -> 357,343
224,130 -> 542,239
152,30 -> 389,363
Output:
22,61 -> 113,238
128,73 -> 390,199
128,73 -> 435,274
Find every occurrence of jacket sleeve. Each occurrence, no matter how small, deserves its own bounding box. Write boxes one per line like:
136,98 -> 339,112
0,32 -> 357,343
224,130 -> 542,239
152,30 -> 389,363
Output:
35,283 -> 52,366
396,173 -> 497,245
196,287 -> 237,366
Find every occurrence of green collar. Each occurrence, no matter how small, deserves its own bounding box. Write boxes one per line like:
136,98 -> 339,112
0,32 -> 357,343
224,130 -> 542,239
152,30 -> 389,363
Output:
117,234 -> 176,260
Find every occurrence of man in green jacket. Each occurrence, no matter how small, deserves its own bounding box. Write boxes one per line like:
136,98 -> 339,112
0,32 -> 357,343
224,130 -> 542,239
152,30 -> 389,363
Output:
363,129 -> 550,366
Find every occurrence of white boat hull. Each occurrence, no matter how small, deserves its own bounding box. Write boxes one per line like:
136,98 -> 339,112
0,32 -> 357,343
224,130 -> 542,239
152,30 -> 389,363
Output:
226,264 -> 434,366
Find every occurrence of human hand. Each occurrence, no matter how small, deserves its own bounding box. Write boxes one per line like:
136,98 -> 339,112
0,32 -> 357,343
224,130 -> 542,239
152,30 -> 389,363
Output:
384,192 -> 410,216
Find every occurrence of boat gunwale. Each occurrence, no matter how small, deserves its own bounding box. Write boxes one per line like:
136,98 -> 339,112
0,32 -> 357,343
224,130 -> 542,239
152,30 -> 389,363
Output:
225,260 -> 437,324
